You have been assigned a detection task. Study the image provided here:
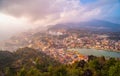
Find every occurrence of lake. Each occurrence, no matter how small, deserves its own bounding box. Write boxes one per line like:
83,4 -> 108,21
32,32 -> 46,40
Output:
68,48 -> 120,58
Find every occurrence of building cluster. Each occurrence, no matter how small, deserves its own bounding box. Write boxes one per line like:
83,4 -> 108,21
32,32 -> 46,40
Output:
0,29 -> 120,64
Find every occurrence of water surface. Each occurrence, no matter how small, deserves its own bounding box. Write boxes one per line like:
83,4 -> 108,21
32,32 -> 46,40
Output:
69,48 -> 120,58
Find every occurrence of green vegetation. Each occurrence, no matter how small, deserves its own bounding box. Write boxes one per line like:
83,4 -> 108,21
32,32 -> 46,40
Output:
0,47 -> 120,76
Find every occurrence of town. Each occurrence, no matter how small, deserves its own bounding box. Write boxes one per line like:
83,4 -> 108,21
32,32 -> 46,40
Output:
0,29 -> 120,64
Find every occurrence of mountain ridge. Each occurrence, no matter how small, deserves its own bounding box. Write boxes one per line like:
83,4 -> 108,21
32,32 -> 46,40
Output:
49,19 -> 120,32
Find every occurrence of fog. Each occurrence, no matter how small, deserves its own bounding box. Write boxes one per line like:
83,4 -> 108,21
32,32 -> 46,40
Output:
0,0 -> 119,40
0,13 -> 33,41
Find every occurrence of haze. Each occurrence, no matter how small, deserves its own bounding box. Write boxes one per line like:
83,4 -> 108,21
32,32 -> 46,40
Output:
0,0 -> 120,40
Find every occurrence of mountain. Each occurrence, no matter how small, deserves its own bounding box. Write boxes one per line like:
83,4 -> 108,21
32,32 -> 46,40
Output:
0,51 -> 14,69
0,47 -> 59,70
49,20 -> 120,32
0,47 -> 120,76
104,17 -> 120,24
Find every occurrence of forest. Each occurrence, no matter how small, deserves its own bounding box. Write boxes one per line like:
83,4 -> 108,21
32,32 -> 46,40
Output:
0,47 -> 120,76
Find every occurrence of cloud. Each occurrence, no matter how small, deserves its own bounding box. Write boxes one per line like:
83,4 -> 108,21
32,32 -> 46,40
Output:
0,0 -> 119,26
0,13 -> 33,40
0,0 -> 119,40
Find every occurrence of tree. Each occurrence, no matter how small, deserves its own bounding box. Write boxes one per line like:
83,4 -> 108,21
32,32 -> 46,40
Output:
5,67 -> 15,76
106,58 -> 116,68
17,67 -> 26,76
53,66 -> 68,76
98,56 -> 105,65
88,55 -> 97,61
83,69 -> 93,76
88,59 -> 101,70
108,62 -> 120,76
69,68 -> 83,76
26,67 -> 41,76
77,60 -> 86,68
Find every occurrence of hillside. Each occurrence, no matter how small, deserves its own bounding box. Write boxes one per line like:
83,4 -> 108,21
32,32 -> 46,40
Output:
0,47 -> 120,76
0,47 -> 59,72
49,20 -> 120,32
0,51 -> 14,69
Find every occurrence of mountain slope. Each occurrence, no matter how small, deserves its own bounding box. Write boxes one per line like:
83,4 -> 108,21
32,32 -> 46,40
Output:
49,20 -> 120,32
0,47 -> 60,70
0,51 -> 14,69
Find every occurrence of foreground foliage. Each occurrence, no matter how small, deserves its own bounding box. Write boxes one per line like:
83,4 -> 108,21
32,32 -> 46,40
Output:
0,47 -> 120,76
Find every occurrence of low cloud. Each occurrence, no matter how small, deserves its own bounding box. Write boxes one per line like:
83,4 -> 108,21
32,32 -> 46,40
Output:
1,0 -> 118,26
0,0 -> 119,40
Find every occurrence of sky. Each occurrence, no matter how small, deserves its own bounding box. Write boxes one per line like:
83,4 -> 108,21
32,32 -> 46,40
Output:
0,0 -> 120,40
